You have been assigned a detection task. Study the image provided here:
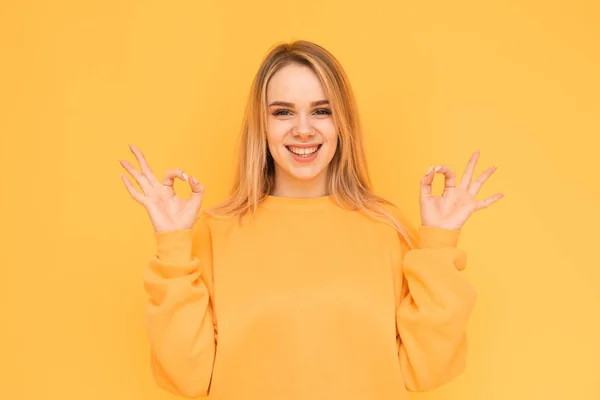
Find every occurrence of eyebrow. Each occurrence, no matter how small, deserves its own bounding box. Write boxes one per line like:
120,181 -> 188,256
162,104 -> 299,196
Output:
267,99 -> 330,107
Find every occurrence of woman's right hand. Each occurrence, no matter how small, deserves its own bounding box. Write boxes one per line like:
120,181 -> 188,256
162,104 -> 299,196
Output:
120,144 -> 205,233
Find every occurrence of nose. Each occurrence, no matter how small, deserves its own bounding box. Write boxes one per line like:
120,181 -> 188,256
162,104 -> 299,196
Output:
291,114 -> 315,139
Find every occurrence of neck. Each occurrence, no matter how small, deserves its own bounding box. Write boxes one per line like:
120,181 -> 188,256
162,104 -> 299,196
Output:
271,168 -> 329,198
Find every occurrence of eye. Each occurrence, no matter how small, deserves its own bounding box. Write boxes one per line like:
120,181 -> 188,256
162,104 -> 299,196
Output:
272,109 -> 292,116
313,108 -> 332,115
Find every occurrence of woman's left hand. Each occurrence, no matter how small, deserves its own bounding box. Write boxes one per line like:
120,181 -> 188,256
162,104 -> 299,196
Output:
420,150 -> 504,231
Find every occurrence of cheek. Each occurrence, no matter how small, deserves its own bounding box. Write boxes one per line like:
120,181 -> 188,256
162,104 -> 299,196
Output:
266,120 -> 290,148
317,119 -> 338,145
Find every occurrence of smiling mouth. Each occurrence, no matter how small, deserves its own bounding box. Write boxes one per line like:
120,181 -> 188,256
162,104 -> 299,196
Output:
285,144 -> 322,157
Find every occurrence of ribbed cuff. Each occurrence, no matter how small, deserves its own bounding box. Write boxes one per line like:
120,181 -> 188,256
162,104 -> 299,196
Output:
418,225 -> 461,248
154,229 -> 193,263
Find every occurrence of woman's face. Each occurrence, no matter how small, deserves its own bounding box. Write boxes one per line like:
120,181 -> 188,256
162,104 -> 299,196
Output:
265,63 -> 338,192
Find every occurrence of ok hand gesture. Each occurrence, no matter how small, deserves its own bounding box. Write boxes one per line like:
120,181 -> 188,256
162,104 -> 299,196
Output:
420,150 -> 504,231
120,144 -> 205,233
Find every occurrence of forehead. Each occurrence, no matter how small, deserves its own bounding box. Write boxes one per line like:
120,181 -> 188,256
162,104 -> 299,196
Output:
266,63 -> 327,102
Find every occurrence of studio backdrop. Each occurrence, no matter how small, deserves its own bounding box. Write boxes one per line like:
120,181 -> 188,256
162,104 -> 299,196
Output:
1,1 -> 598,399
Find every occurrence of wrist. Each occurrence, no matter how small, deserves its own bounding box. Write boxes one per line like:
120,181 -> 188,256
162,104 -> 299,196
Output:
418,225 -> 461,248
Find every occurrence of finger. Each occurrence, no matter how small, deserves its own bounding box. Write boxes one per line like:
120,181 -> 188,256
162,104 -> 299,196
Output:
120,159 -> 153,193
129,144 -> 160,185
434,165 -> 457,190
163,168 -> 187,187
121,173 -> 146,205
459,150 -> 481,190
420,165 -> 435,198
476,192 -> 505,210
469,166 -> 497,195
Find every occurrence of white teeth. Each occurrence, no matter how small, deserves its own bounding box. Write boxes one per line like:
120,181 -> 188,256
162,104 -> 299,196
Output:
288,146 -> 319,155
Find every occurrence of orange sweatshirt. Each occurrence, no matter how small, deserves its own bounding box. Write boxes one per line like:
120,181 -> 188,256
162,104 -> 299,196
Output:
143,195 -> 477,399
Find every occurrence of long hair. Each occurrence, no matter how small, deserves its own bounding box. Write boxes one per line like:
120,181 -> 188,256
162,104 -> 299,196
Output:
205,40 -> 418,249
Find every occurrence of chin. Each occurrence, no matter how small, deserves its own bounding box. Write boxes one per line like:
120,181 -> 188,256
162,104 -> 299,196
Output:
287,165 -> 324,181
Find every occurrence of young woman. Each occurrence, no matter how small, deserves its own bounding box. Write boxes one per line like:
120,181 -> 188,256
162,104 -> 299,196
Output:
120,40 -> 503,399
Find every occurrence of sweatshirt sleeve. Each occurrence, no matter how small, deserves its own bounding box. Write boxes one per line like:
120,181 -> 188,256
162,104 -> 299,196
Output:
395,224 -> 477,392
142,214 -> 217,398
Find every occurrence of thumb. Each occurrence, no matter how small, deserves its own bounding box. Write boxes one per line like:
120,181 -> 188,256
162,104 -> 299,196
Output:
188,175 -> 205,196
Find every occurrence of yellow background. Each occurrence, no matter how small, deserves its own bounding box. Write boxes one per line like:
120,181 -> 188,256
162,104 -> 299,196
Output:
2,1 -> 599,399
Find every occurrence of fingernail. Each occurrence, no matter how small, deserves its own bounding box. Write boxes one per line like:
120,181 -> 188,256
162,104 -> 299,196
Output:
182,172 -> 189,181
192,176 -> 198,184
425,165 -> 433,176
435,166 -> 442,172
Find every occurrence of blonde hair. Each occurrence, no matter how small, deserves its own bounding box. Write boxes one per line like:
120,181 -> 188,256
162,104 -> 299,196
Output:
206,40 -> 418,249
